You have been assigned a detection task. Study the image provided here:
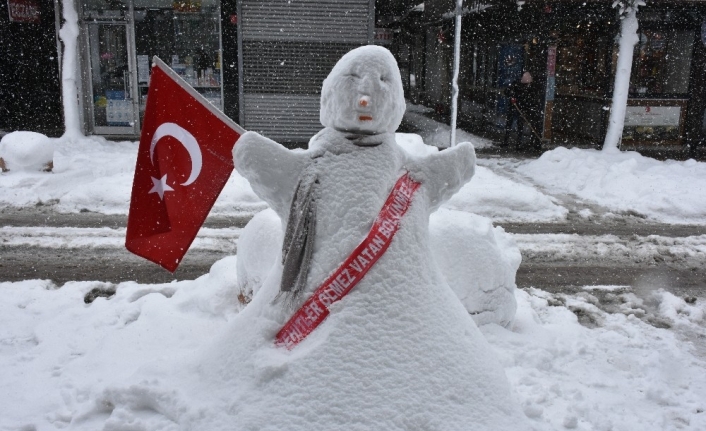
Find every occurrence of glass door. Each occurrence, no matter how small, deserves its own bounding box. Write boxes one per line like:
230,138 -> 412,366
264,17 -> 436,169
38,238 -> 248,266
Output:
86,21 -> 138,135
133,2 -> 224,126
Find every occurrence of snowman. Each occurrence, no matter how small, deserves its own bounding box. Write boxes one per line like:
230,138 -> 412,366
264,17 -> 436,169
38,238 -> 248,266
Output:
224,45 -> 527,430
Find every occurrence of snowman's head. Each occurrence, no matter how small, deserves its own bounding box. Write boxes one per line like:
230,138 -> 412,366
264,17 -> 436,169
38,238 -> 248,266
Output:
320,45 -> 405,135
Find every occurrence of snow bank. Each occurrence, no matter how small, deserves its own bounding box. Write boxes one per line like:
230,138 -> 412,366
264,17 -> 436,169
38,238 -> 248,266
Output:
0,225 -> 241,251
0,131 -> 54,171
447,165 -> 568,222
481,287 -> 706,430
518,147 -> 706,224
0,135 -> 264,215
2,277 -> 704,430
0,261 -> 240,431
396,133 -> 567,222
0,131 -> 563,223
514,233 -> 706,267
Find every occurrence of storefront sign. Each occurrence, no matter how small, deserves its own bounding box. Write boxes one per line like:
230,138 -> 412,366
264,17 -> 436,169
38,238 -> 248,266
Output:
624,106 -> 681,127
8,0 -> 40,23
137,55 -> 150,83
375,28 -> 393,45
173,0 -> 201,13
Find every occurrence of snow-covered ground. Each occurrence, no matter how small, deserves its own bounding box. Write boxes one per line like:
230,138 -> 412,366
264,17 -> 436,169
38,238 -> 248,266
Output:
2,130 -> 706,430
1,275 -> 704,430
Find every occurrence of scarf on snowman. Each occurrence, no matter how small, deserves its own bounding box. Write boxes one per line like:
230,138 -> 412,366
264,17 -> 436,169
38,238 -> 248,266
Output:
279,130 -> 388,298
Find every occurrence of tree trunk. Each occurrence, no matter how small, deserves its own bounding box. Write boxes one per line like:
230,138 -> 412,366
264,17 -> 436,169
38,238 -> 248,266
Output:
603,8 -> 639,152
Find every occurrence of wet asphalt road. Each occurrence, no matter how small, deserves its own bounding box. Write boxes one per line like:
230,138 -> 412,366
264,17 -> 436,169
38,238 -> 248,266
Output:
1,206 -> 704,298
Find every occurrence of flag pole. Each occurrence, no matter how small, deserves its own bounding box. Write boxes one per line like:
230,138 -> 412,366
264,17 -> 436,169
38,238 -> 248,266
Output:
449,0 -> 463,147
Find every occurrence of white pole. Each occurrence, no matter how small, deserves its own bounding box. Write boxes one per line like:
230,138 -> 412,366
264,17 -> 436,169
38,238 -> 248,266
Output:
59,0 -> 82,140
449,0 -> 463,147
603,7 -> 639,152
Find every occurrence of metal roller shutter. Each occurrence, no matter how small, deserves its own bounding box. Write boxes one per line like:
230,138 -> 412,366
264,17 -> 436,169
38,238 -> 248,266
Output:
238,0 -> 373,144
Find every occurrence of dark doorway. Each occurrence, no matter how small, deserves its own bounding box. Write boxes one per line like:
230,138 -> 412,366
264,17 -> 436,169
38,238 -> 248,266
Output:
0,0 -> 63,136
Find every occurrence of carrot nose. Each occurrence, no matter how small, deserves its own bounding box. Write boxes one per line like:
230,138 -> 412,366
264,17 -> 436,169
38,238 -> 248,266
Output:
359,96 -> 370,107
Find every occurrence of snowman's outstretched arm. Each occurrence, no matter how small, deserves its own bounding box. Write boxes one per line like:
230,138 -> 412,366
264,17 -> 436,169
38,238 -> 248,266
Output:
412,142 -> 476,212
233,131 -> 309,216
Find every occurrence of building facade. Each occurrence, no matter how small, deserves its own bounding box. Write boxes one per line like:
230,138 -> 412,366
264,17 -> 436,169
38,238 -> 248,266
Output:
1,0 -> 377,144
394,0 -> 706,150
4,0 -> 705,150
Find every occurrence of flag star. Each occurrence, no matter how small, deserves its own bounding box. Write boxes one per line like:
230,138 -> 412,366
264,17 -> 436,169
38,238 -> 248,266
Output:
148,174 -> 174,200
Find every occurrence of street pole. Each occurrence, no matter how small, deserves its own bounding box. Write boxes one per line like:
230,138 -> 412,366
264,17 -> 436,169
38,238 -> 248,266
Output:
449,0 -> 463,147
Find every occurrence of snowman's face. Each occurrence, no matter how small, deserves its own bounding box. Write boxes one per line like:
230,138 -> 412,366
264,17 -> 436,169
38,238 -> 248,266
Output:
320,46 -> 405,135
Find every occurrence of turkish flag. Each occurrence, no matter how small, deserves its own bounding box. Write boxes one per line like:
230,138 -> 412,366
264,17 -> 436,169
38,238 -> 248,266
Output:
126,57 -> 244,272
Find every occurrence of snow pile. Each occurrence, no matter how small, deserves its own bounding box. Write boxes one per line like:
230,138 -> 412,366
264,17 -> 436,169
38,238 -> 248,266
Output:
482,287 -> 706,431
652,289 -> 705,325
0,131 -> 54,171
0,131 -> 564,223
2,277 -> 705,430
0,134 -> 264,215
518,147 -> 706,224
0,262 -> 241,431
395,132 -> 438,156
430,208 -> 520,327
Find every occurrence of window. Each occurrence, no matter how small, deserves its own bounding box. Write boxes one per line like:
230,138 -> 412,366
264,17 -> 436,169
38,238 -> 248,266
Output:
556,36 -> 610,97
630,29 -> 693,95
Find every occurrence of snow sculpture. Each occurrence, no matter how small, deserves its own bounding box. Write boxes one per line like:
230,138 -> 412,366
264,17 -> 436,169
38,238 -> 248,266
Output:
0,131 -> 54,172
225,45 -> 526,429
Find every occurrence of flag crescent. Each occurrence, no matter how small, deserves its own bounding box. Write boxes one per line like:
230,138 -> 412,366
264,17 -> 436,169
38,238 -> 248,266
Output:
150,122 -> 203,186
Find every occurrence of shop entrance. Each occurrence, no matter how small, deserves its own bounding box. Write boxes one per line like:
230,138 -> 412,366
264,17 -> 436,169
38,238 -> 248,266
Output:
76,0 -> 224,138
85,20 -> 138,135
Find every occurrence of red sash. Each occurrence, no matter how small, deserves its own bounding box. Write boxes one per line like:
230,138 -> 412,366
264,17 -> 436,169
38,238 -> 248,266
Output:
275,173 -> 422,349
